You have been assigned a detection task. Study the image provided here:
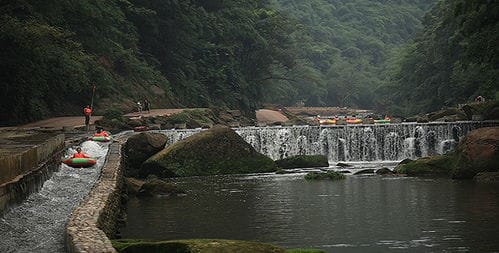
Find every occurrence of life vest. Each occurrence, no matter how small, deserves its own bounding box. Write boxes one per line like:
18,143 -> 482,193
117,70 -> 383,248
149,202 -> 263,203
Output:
84,107 -> 92,116
72,152 -> 89,158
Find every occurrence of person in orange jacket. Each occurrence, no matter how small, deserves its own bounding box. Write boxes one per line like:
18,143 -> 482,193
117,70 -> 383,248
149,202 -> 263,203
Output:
83,105 -> 92,126
72,147 -> 90,158
93,127 -> 109,137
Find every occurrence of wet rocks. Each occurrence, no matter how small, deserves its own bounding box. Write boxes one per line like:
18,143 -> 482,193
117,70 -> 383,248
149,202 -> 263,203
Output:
140,126 -> 277,177
275,155 -> 329,169
122,132 -> 168,177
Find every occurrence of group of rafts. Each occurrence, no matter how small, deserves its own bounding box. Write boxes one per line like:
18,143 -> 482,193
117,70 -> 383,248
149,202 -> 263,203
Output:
62,130 -> 112,168
316,116 -> 391,125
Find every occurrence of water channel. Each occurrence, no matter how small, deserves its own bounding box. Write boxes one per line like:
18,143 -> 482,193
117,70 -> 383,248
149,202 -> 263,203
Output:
121,166 -> 499,252
0,141 -> 108,253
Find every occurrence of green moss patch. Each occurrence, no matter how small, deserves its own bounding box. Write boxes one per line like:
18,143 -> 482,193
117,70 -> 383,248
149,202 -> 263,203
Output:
112,239 -> 286,253
394,155 -> 456,176
140,126 -> 278,177
305,171 -> 346,180
275,155 -> 329,169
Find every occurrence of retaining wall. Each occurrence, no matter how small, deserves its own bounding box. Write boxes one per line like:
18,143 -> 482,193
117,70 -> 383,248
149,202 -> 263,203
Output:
65,142 -> 123,253
0,134 -> 65,215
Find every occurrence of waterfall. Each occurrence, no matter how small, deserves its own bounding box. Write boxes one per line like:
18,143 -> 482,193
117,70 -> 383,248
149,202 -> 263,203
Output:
160,122 -> 496,162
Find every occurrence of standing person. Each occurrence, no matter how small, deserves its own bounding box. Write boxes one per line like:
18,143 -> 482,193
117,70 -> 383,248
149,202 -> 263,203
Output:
83,105 -> 92,128
143,98 -> 150,113
137,101 -> 142,113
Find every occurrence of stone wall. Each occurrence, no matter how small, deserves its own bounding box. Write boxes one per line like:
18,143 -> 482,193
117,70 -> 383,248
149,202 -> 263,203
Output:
65,142 -> 123,253
0,134 -> 65,215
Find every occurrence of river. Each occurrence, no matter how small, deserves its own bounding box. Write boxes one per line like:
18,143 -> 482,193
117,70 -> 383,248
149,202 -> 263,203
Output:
121,165 -> 499,252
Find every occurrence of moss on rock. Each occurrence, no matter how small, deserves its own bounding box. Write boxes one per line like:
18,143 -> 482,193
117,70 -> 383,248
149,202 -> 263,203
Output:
305,171 -> 346,180
112,239 -> 286,253
275,155 -> 329,169
394,155 -> 455,176
122,132 -> 168,177
140,126 -> 277,177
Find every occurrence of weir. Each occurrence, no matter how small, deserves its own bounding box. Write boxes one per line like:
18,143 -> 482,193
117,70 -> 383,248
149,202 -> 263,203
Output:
161,121 -> 497,162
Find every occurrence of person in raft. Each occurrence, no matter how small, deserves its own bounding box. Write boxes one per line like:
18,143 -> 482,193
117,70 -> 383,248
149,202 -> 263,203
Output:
93,127 -> 109,137
72,147 -> 90,158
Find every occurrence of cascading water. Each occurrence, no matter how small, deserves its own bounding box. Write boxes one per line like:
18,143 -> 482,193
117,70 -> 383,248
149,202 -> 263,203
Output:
0,141 -> 109,252
160,122 -> 493,162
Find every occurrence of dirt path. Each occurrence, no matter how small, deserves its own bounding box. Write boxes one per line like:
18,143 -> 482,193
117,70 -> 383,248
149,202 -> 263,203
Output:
20,116 -> 103,129
256,109 -> 288,123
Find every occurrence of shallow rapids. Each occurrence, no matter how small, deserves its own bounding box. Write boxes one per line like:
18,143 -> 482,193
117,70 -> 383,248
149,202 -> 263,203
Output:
0,141 -> 108,252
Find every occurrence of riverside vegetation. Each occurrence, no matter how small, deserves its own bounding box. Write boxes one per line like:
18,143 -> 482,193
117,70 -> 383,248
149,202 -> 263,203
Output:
3,0 -> 497,126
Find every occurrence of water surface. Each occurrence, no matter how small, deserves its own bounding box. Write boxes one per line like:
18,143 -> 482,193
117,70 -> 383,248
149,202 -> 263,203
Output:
121,168 -> 499,252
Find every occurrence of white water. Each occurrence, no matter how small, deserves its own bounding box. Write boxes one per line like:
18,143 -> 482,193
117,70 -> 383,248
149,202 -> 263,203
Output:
161,122 -> 488,162
0,141 -> 108,253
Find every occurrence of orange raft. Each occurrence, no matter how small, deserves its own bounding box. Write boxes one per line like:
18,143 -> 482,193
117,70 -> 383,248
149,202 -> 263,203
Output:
62,157 -> 96,168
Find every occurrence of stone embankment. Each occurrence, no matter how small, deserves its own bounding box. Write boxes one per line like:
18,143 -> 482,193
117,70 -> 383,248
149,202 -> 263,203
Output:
0,132 -> 65,215
65,142 -> 123,253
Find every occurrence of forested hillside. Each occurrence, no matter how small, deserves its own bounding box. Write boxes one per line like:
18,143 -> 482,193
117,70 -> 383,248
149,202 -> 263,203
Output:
263,0 -> 434,109
0,0 -> 294,125
385,0 -> 499,115
1,0 -> 496,125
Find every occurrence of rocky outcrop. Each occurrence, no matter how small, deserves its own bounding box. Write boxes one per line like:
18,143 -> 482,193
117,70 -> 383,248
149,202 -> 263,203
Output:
395,127 -> 499,179
394,155 -> 454,176
451,127 -> 499,179
275,155 -> 328,169
140,126 -> 277,177
122,132 -> 167,177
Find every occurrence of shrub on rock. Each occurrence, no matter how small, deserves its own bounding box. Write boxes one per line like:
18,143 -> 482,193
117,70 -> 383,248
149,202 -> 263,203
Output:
122,132 -> 168,177
275,155 -> 329,169
140,126 -> 277,177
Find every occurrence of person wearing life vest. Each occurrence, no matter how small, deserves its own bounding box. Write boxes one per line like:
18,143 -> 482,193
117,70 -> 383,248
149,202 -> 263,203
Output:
93,127 -> 109,137
83,105 -> 92,126
72,147 -> 90,158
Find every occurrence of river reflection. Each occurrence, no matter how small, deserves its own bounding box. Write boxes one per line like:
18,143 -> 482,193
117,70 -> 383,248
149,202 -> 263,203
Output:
120,172 -> 499,252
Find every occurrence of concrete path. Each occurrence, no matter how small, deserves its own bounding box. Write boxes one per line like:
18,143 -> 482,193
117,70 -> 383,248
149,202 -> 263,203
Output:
256,109 -> 289,123
20,116 -> 102,129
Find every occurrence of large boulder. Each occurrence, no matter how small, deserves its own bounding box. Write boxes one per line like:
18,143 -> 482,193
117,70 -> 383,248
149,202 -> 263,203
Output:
451,127 -> 499,179
140,126 -> 277,177
122,132 -> 168,177
394,155 -> 455,176
275,155 -> 328,169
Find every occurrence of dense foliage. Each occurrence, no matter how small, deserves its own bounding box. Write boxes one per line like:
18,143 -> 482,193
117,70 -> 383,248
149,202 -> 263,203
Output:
386,0 -> 499,115
0,0 -> 294,125
1,0 -> 496,125
262,0 -> 434,109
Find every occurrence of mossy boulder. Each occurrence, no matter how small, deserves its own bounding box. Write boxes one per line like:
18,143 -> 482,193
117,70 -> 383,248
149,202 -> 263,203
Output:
451,127 -> 499,179
473,172 -> 499,182
305,171 -> 346,180
140,126 -> 278,177
394,155 -> 455,176
122,132 -> 168,177
275,155 -> 329,169
112,239 -> 286,253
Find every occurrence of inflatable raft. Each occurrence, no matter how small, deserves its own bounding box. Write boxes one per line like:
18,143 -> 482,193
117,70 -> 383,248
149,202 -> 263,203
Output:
62,157 -> 96,168
88,136 -> 112,142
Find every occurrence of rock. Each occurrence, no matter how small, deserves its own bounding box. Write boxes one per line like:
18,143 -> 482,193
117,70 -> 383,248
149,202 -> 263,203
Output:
375,168 -> 394,175
354,169 -> 375,175
275,155 -> 329,169
394,155 -> 454,176
474,172 -> 499,182
137,177 -> 186,197
140,126 -> 278,177
397,158 -> 413,166
336,162 -> 353,167
122,132 -> 168,177
124,177 -> 145,195
338,170 -> 351,174
112,239 -> 287,253
305,171 -> 346,180
451,127 -> 499,179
